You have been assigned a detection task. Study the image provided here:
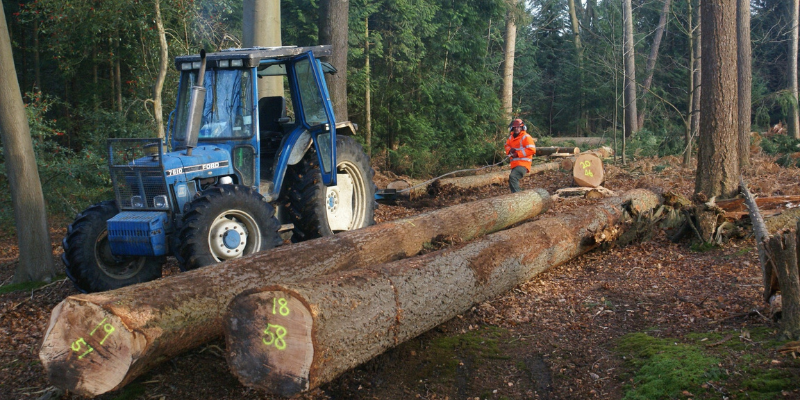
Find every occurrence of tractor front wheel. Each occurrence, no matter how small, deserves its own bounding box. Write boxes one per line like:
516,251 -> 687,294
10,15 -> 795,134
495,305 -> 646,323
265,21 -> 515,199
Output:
178,185 -> 282,271
284,135 -> 376,242
62,201 -> 164,293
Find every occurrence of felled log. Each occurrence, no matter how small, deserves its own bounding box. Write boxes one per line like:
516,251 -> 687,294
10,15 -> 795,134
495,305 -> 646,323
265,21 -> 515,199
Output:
716,195 -> 800,220
555,186 -> 616,199
39,189 -> 552,397
534,146 -> 579,156
766,227 -> 800,339
741,177 -> 780,302
572,153 -> 604,187
559,146 -> 614,171
224,189 -> 661,396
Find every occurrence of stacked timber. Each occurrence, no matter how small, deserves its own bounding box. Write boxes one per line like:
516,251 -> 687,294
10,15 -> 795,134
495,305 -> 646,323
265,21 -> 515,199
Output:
224,189 -> 661,396
39,189 -> 552,397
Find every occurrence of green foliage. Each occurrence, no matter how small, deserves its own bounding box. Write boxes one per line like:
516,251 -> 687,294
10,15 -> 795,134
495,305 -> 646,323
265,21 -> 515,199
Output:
616,332 -> 722,399
0,277 -> 63,294
760,134 -> 800,167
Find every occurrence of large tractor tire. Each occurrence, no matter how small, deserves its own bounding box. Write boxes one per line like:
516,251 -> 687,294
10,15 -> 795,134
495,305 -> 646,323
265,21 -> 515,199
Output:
284,135 -> 376,242
62,201 -> 164,293
178,184 -> 282,271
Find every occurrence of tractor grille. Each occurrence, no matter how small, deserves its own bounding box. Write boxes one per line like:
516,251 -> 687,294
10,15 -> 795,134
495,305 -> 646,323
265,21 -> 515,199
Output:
108,139 -> 169,211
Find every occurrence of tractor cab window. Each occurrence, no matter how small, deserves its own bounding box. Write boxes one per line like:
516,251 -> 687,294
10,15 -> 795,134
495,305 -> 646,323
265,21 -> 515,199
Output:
294,58 -> 329,127
174,69 -> 254,141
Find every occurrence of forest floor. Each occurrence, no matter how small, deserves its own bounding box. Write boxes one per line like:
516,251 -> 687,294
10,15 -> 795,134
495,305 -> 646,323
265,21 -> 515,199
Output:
2,152 -> 800,399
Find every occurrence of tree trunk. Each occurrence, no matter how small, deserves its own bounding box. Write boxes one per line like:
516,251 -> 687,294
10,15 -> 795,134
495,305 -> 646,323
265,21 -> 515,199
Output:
567,0 -> 586,134
319,0 -> 349,120
365,15 -> 371,157
637,0 -> 672,129
695,0 -> 738,199
789,0 -> 800,139
224,190 -> 662,396
737,0 -> 752,168
501,5 -> 517,121
687,0 -> 702,166
0,3 -> 56,284
243,0 -> 282,98
33,19 -> 41,90
766,228 -> 800,339
39,190 -> 552,397
622,0 -> 638,137
115,29 -> 122,113
152,0 -> 168,139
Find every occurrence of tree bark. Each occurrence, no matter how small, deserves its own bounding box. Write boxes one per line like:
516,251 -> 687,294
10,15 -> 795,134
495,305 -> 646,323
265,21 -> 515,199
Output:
501,4 -> 517,121
224,190 -> 662,396
319,0 -> 349,120
152,0 -> 168,139
243,0 -> 282,98
766,228 -> 800,339
39,190 -> 552,397
695,0 -> 738,199
637,0 -> 672,129
622,0 -> 638,137
0,3 -> 56,284
737,0 -> 752,168
789,0 -> 800,139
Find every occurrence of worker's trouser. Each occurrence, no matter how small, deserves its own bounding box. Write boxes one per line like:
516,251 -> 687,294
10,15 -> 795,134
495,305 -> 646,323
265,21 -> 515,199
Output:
508,166 -> 528,193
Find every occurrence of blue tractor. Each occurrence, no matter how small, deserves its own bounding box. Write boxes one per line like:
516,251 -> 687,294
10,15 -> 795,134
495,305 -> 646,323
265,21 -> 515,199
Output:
62,45 -> 376,293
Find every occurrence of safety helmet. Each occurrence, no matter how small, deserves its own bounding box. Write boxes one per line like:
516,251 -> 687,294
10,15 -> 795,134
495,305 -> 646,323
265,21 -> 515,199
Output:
509,119 -> 526,131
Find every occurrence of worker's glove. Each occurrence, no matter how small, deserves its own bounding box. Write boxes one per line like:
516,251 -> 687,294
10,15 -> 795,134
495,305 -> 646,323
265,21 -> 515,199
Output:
508,150 -> 518,158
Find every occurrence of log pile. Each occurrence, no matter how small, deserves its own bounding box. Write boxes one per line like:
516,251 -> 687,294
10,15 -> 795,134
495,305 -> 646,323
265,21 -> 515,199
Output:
223,189 -> 661,396
39,189 -> 552,397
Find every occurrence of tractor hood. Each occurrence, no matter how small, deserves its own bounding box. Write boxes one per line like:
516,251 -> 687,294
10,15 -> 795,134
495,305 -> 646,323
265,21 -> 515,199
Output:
162,145 -> 233,181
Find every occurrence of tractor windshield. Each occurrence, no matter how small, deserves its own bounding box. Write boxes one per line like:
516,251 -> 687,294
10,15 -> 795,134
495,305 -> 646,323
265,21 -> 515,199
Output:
173,69 -> 254,141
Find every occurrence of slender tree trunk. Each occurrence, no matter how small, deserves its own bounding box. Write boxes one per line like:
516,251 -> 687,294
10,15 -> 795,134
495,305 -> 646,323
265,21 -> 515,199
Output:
622,0 -> 638,137
93,46 -> 99,112
0,3 -> 56,283
637,0 -> 672,129
152,0 -> 168,139
109,54 -> 115,110
696,0 -> 739,199
319,0 -> 349,120
688,0 -> 702,166
501,5 -> 517,121
684,0 -> 695,167
114,29 -> 122,113
789,0 -> 800,139
39,191 -> 552,397
568,0 -> 586,134
33,20 -> 41,90
737,0 -> 752,168
243,0 -> 282,98
364,16 -> 371,157
225,190 -> 662,396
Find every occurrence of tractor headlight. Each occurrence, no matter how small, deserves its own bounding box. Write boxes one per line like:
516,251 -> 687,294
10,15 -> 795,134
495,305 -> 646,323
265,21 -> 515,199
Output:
181,62 -> 193,71
154,195 -> 169,209
131,195 -> 145,208
218,60 -> 230,68
230,59 -> 243,67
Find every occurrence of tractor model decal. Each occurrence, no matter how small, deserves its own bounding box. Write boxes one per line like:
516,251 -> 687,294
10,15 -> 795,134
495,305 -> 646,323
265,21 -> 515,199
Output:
166,160 -> 229,176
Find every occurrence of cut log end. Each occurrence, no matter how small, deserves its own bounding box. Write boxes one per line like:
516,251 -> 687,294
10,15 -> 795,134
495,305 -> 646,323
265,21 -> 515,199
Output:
39,298 -> 145,396
572,154 -> 604,188
225,290 -> 314,396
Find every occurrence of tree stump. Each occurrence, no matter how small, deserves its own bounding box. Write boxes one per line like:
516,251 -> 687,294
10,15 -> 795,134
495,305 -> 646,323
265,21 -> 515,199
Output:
766,227 -> 800,340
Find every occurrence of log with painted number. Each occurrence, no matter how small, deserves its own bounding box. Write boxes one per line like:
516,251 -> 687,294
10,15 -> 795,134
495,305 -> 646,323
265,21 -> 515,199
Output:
572,153 -> 605,188
39,189 -> 552,397
223,189 -> 661,396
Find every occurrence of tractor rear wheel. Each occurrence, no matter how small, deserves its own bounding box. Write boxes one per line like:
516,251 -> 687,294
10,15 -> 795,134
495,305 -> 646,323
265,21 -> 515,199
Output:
178,184 -> 282,271
284,135 -> 376,242
62,201 -> 164,293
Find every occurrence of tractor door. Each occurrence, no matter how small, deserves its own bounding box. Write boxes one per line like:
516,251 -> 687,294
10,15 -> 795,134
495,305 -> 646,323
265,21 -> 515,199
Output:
291,53 -> 337,186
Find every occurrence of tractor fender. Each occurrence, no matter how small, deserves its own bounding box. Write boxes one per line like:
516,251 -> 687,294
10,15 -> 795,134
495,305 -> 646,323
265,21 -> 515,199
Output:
335,121 -> 357,136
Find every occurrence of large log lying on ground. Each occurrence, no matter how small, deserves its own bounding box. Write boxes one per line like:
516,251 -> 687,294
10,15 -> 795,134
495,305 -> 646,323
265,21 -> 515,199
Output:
224,189 -> 660,396
39,189 -> 552,397
400,147 -> 614,197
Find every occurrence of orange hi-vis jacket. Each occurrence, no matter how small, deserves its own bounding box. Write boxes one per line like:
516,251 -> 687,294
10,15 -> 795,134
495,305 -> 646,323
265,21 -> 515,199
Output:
505,131 -> 536,171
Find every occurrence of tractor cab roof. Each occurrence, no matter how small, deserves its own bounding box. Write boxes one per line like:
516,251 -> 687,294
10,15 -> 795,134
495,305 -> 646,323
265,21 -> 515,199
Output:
173,45 -> 332,71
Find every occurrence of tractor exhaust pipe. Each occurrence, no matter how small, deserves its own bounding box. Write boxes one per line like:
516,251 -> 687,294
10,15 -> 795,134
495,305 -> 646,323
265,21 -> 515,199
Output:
183,49 -> 207,156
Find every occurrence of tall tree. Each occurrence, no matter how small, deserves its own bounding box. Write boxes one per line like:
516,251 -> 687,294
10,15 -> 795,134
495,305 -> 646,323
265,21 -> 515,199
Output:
789,0 -> 800,139
622,0 -> 638,137
243,0 -> 282,98
696,0 -> 739,199
501,0 -> 518,121
151,0 -> 169,139
0,1 -> 56,283
319,0 -> 349,120
637,0 -> 672,129
685,0 -> 701,166
567,0 -> 585,134
737,0 -> 752,168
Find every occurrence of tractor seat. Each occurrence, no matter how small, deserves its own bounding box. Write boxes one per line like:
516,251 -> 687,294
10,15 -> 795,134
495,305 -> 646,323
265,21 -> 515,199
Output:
258,96 -> 287,137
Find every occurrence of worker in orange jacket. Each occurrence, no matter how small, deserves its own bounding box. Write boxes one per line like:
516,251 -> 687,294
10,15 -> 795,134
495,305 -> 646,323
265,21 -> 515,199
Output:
504,119 -> 536,193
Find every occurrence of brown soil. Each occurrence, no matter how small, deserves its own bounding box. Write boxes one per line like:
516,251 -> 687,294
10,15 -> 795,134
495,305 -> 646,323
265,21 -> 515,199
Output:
2,153 -> 800,399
